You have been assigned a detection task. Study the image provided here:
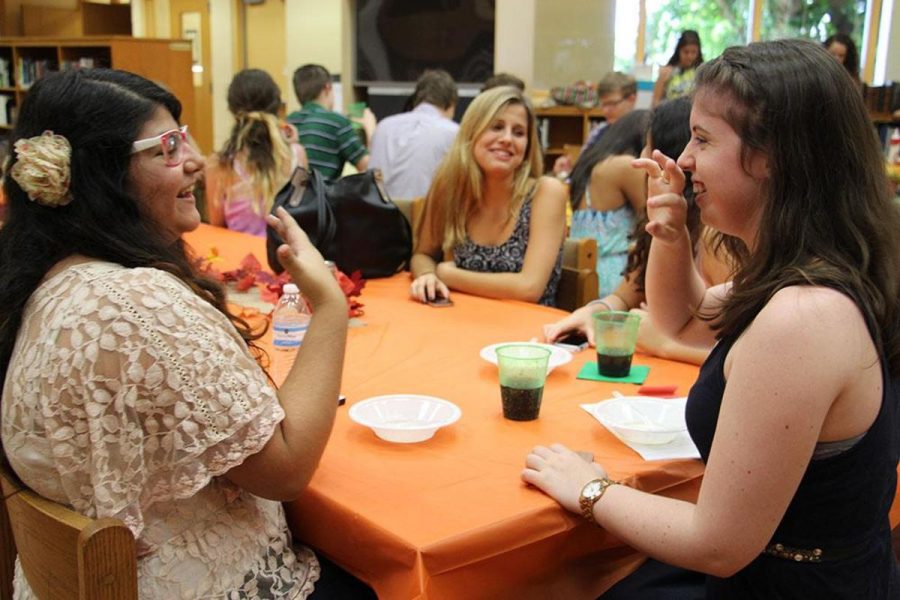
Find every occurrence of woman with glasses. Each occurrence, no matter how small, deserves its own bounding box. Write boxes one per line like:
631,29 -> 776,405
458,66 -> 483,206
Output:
206,68 -> 308,237
0,69 -> 373,598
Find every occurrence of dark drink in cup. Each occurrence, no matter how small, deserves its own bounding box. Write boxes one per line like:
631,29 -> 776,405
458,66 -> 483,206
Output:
597,351 -> 633,377
593,311 -> 642,378
500,385 -> 544,421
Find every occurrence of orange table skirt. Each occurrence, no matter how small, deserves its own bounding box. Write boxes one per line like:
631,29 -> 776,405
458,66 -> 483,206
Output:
182,224 -> 899,599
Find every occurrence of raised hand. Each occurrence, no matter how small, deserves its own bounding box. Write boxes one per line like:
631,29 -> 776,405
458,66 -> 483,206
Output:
266,207 -> 343,308
632,150 -> 689,245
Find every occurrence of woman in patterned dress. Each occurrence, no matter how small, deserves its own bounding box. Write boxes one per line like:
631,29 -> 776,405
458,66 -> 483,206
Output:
409,86 -> 567,307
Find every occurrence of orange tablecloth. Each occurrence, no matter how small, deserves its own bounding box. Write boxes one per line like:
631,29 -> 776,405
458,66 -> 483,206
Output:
184,224 -> 900,598
184,224 -> 704,598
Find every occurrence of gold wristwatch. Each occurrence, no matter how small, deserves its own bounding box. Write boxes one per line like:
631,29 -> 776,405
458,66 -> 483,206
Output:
579,478 -> 616,523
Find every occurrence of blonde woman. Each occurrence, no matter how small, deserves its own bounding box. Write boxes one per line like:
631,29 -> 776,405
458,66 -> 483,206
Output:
410,86 -> 567,306
206,69 -> 307,236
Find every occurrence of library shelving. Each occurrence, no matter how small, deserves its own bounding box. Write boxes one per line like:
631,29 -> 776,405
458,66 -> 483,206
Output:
0,37 -> 194,135
535,105 -> 606,173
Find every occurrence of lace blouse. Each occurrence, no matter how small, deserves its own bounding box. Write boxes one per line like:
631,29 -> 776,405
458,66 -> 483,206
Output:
1,262 -> 318,599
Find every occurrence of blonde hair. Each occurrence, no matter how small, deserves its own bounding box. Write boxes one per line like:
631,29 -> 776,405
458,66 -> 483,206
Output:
426,86 -> 543,252
219,111 -> 294,216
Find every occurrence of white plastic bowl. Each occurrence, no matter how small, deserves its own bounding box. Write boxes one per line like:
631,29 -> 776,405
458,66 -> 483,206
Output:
349,394 -> 461,443
591,397 -> 687,445
480,342 -> 573,373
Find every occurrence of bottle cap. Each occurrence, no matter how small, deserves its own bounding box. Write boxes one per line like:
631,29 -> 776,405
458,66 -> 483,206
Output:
282,283 -> 299,295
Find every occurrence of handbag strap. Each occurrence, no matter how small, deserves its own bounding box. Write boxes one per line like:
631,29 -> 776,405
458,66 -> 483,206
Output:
308,168 -> 337,247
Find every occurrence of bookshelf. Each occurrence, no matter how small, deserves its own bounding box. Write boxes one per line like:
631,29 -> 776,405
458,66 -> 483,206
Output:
0,37 -> 194,136
535,106 -> 606,172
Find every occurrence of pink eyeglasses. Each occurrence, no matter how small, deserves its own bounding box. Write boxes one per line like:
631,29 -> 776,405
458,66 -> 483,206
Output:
131,125 -> 189,167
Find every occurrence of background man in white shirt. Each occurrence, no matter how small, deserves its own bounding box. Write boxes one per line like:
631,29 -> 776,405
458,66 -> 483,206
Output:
369,69 -> 459,199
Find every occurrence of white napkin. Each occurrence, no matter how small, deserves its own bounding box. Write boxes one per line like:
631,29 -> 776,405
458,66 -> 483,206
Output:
580,397 -> 701,461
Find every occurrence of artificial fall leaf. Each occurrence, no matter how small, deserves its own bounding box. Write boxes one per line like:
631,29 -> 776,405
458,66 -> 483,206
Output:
239,253 -> 263,273
235,274 -> 256,292
205,247 -> 223,263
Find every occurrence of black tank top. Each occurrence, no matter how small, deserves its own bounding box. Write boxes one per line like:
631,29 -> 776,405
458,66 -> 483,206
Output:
686,326 -> 900,598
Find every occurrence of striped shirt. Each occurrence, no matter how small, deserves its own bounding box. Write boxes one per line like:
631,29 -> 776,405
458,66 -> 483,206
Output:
286,102 -> 368,182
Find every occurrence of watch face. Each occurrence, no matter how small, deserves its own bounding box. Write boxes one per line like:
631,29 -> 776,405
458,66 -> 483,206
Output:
583,480 -> 604,497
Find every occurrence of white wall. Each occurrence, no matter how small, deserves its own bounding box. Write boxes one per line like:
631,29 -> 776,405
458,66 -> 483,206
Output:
885,0 -> 900,83
284,0 -> 342,114
495,0 -> 615,91
495,0 -> 536,89
210,1 -> 233,150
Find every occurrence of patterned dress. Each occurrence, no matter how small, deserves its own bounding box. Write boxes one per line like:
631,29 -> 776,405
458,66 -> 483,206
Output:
569,187 -> 635,297
2,262 -> 319,599
453,192 -> 563,307
664,66 -> 697,101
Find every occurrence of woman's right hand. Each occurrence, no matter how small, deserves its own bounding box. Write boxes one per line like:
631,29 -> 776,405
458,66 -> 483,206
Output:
266,207 -> 343,308
410,271 -> 450,303
542,303 -> 599,345
632,150 -> 688,244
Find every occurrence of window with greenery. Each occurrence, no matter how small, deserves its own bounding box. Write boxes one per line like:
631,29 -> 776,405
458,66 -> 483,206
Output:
643,0 -> 750,69
760,0 -> 866,50
615,0 -> 882,81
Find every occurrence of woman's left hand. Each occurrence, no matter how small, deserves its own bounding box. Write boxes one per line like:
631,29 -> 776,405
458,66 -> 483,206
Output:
522,444 -> 608,514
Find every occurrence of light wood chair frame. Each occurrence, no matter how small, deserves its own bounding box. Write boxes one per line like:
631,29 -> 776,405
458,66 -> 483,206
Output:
557,237 -> 599,312
0,462 -> 138,600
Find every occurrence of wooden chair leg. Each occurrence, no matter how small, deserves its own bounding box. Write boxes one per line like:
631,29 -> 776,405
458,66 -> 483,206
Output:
0,493 -> 16,600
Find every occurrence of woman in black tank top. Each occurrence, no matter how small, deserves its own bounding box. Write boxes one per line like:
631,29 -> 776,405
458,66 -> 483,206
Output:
522,39 -> 900,598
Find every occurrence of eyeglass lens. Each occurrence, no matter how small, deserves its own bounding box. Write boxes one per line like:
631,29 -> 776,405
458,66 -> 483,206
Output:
161,130 -> 184,165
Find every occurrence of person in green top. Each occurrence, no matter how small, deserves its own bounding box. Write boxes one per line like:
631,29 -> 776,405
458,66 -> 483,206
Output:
652,30 -> 704,107
286,64 -> 376,182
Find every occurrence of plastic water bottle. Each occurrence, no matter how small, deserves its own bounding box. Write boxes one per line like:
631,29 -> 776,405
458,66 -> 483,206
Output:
271,283 -> 311,384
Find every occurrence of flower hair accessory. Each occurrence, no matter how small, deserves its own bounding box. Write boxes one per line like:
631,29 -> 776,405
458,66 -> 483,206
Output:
9,130 -> 73,207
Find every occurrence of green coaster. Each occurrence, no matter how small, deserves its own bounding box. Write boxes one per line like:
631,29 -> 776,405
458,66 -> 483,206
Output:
576,362 -> 650,384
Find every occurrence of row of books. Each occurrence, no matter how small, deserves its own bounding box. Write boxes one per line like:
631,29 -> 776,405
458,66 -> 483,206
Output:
1,57 -> 100,89
17,58 -> 56,89
0,94 -> 14,127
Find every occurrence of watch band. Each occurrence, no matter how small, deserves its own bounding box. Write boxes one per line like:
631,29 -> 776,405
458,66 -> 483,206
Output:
579,477 -> 617,523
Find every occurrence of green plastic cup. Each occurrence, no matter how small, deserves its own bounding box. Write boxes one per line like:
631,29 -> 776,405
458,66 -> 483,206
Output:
592,311 -> 642,377
348,101 -> 366,130
495,344 -> 551,421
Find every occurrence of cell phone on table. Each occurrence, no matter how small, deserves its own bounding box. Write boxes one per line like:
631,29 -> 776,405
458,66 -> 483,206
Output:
553,331 -> 589,352
426,296 -> 454,307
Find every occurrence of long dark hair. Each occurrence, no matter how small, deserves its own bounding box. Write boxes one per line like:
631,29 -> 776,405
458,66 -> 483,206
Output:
0,69 -> 262,390
667,30 -> 704,68
696,39 -> 900,371
823,33 -> 860,82
569,109 -> 651,211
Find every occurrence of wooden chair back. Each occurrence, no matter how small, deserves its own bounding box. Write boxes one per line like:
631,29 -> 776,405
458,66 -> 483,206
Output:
0,462 -> 138,600
556,237 -> 599,311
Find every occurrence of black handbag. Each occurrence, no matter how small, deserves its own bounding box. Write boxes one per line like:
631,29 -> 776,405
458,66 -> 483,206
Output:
266,166 -> 412,278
